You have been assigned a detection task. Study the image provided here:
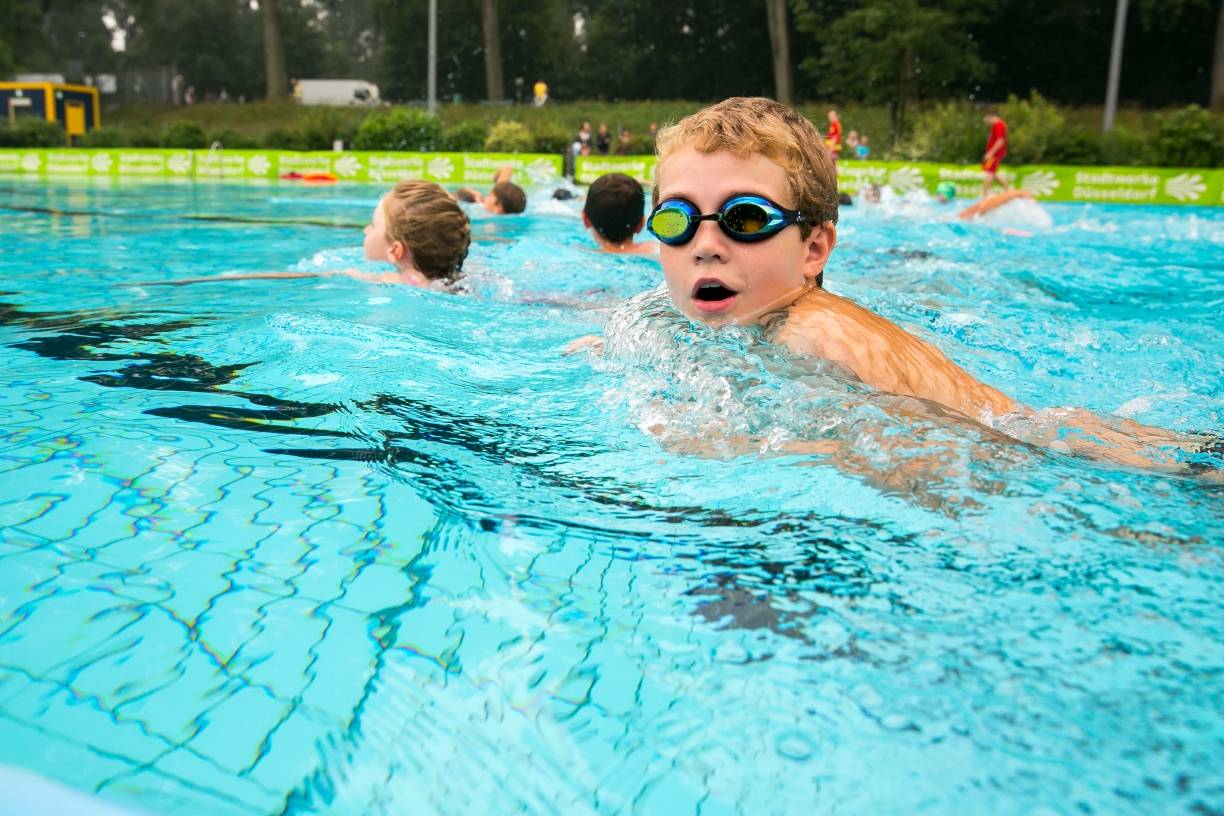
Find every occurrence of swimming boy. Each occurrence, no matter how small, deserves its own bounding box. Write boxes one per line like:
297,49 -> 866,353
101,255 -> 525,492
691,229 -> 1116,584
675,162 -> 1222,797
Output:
456,164 -> 528,215
582,173 -> 656,255
634,96 -> 1211,471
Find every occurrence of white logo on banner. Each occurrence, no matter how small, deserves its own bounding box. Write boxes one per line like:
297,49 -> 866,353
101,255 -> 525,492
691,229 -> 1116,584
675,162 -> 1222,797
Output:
1021,170 -> 1059,196
1164,173 -> 1205,202
247,155 -> 271,176
426,156 -> 455,180
167,153 -> 191,174
525,158 -> 557,184
333,155 -> 362,178
20,153 -> 41,172
90,152 -> 113,173
888,166 -> 923,193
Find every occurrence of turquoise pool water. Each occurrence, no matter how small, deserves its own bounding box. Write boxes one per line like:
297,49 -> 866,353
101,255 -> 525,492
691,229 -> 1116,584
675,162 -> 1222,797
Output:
0,179 -> 1221,815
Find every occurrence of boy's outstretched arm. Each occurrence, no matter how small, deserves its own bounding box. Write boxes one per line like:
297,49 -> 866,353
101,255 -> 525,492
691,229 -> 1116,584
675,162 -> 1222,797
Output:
492,164 -> 515,185
779,289 -> 1020,423
778,289 -> 1215,473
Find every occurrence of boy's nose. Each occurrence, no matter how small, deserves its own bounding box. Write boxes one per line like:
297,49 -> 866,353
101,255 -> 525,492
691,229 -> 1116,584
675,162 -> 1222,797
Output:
689,219 -> 729,263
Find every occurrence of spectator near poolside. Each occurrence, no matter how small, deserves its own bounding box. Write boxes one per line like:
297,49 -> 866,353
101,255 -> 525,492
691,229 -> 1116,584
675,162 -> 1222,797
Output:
582,173 -> 655,255
845,129 -> 860,158
856,135 -> 870,160
532,79 -> 549,107
981,109 -> 1011,197
825,109 -> 842,166
456,165 -> 528,215
615,127 -> 633,155
594,123 -> 612,155
576,121 -> 592,154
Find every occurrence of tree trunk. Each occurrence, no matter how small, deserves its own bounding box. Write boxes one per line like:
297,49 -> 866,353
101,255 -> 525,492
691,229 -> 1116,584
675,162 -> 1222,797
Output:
262,0 -> 288,100
481,0 -> 505,102
1212,0 -> 1224,110
765,0 -> 792,105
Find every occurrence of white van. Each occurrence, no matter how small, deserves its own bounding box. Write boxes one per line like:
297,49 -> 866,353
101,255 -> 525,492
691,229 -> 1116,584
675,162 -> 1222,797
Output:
294,79 -> 381,106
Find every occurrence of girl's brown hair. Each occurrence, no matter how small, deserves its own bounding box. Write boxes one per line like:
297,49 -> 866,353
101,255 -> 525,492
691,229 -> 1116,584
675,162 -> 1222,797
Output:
382,180 -> 471,282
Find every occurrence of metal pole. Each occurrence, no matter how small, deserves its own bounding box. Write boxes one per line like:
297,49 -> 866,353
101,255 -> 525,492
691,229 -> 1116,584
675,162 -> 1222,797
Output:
1103,0 -> 1128,132
427,0 -> 438,115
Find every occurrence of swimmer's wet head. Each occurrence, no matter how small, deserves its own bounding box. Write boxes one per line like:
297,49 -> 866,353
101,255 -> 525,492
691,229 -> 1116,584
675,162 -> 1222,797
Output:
368,179 -> 472,284
651,96 -> 838,326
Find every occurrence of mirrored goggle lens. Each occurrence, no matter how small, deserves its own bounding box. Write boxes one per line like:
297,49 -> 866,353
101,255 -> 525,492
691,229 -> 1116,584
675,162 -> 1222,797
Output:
722,202 -> 773,235
650,207 -> 692,241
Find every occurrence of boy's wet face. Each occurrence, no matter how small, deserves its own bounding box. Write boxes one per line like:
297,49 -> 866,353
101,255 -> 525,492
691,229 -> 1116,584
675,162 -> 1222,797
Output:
655,148 -> 830,327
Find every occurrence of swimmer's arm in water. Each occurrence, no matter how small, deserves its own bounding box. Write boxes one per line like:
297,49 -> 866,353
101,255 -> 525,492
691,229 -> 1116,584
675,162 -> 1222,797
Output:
778,288 -> 1021,422
778,289 -> 1218,473
127,269 -> 422,287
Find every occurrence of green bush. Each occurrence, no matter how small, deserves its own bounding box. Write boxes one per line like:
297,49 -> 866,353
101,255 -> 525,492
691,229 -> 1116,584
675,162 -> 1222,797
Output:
207,128 -> 258,149
1150,105 -> 1224,167
352,108 -> 441,151
298,108 -> 361,150
1043,127 -> 1102,165
1101,126 -> 1153,166
484,120 -> 534,153
901,101 -> 982,163
261,128 -> 308,150
163,121 -> 208,148
0,119 -> 65,147
998,91 -> 1066,164
531,121 -> 571,154
76,126 -> 162,148
439,120 -> 488,151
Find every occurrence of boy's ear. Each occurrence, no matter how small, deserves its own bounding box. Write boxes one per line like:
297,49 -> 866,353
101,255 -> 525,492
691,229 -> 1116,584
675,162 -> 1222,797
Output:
802,223 -> 837,279
389,240 -> 407,263
633,215 -> 645,235
581,211 -> 593,229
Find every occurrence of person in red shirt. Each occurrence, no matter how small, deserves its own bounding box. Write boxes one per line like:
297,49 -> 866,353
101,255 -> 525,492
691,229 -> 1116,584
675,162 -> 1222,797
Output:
825,109 -> 842,167
981,110 -> 1012,197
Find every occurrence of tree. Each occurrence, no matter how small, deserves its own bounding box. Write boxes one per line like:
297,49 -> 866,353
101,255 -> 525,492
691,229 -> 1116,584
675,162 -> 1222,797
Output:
795,0 -> 990,142
262,0 -> 288,99
765,0 -> 791,103
481,0 -> 504,101
1215,0 -> 1223,110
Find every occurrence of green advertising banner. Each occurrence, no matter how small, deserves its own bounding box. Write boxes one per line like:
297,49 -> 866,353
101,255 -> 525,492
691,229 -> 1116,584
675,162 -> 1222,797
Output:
2,148 -> 1219,206
576,155 -> 1224,207
0,149 -> 563,187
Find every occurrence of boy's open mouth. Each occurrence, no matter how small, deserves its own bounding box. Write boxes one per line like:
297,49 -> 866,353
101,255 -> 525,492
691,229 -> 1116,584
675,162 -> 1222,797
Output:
691,278 -> 738,312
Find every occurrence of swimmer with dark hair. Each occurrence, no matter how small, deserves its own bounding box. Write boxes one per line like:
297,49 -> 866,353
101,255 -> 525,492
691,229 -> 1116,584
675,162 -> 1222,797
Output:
456,164 -> 527,215
581,173 -> 656,255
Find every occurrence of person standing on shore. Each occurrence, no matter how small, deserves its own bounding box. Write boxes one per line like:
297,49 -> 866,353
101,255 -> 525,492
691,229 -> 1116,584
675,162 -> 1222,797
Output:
981,110 -> 1012,197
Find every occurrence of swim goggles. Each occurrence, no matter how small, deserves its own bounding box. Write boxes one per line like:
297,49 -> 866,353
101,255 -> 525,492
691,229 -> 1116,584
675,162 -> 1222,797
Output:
647,194 -> 807,245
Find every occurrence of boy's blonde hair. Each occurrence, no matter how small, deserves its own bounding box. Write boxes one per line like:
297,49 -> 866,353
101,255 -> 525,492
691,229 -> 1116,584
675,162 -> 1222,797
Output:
382,180 -> 471,281
654,97 -> 839,234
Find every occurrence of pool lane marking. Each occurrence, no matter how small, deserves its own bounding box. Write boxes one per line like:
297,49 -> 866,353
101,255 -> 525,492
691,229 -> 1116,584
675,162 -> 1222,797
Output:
0,203 -> 363,229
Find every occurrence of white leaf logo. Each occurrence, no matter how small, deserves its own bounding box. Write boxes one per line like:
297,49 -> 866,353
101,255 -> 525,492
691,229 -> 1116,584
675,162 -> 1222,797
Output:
90,152 -> 113,173
20,153 -> 41,172
333,155 -> 361,177
888,166 -> 923,193
246,155 -> 271,176
525,158 -> 557,184
1165,173 -> 1204,202
167,153 -> 191,174
426,156 -> 455,180
1020,170 -> 1059,197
